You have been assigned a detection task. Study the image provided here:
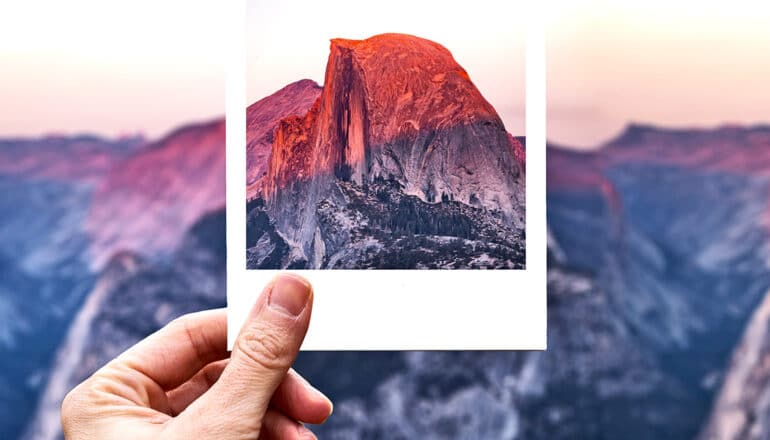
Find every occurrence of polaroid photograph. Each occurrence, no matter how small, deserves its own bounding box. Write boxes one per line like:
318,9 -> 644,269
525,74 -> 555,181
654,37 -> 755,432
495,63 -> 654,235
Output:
226,0 -> 546,350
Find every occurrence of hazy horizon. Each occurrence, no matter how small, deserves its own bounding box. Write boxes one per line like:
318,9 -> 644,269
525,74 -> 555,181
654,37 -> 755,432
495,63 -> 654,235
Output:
547,0 -> 770,149
4,1 -> 770,146
0,1 -> 224,139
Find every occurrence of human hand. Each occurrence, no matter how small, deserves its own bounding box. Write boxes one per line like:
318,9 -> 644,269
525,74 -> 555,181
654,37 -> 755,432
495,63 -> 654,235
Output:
61,274 -> 331,439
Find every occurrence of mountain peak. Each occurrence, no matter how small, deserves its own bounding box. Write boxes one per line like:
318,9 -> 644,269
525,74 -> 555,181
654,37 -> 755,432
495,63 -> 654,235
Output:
329,37 -> 361,49
330,33 -> 451,52
274,78 -> 321,93
321,33 -> 492,139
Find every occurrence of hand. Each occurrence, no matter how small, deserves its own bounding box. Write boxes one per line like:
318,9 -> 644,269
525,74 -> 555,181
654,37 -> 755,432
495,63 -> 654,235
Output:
61,274 -> 331,439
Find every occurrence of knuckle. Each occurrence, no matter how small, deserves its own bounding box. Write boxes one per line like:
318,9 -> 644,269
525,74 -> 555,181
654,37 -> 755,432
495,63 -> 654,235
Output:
201,361 -> 226,388
168,313 -> 194,332
168,313 -> 213,359
235,325 -> 292,371
60,388 -> 77,425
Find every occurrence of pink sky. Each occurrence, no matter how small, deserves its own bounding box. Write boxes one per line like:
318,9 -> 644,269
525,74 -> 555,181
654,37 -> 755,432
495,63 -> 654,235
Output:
5,1 -> 767,146
548,1 -> 770,149
0,1 -> 225,139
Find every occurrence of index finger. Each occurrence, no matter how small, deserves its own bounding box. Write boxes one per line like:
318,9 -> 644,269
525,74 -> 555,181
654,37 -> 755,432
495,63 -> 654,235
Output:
114,308 -> 229,390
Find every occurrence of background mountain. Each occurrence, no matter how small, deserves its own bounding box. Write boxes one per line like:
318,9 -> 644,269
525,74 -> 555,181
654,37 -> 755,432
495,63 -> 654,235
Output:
249,34 -> 525,269
0,134 -> 142,439
86,118 -> 225,268
542,125 -> 770,439
0,121 -> 224,440
7,121 -> 770,439
23,212 -> 227,440
5,74 -> 770,440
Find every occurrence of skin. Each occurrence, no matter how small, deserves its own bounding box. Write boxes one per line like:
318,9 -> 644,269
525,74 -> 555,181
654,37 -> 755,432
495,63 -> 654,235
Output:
61,274 -> 332,440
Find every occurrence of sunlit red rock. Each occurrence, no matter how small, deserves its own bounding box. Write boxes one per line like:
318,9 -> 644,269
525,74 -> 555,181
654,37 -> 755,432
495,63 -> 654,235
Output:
247,79 -> 321,186
257,33 -> 526,254
261,98 -> 321,200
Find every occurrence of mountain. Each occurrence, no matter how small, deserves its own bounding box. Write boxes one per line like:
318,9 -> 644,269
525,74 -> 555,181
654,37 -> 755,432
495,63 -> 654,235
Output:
542,125 -> 770,438
86,118 -> 226,268
20,123 -> 770,439
0,120 -> 227,439
0,134 -> 142,440
247,79 -> 322,191
0,120 -> 227,273
23,211 -> 227,440
0,134 -> 143,182
249,33 -> 526,269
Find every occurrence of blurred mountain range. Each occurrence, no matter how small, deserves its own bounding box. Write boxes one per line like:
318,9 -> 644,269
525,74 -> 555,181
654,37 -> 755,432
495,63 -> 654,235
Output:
4,108 -> 770,438
0,121 -> 225,440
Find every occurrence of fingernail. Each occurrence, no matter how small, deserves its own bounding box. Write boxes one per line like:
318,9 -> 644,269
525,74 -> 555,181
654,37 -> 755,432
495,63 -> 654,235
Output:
268,274 -> 311,317
297,423 -> 317,439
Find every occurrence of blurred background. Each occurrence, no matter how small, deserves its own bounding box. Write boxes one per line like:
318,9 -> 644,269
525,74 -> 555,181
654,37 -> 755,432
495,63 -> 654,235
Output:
3,1 -> 770,439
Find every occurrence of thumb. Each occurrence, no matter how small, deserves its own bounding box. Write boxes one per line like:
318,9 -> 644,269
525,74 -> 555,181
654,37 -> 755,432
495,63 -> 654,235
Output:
171,273 -> 313,439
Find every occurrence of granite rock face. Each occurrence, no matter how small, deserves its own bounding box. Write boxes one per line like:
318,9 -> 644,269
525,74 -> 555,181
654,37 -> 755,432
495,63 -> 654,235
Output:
247,79 -> 322,190
253,33 -> 525,267
699,288 -> 770,440
248,179 -> 525,269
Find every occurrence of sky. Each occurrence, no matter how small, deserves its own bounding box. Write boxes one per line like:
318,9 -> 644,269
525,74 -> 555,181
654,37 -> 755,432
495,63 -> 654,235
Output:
247,0 -> 527,136
0,1 -> 225,139
4,1 -> 768,146
547,0 -> 770,149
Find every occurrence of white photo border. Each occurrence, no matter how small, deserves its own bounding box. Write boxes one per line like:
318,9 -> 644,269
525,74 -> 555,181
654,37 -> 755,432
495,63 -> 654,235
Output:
227,1 -> 546,350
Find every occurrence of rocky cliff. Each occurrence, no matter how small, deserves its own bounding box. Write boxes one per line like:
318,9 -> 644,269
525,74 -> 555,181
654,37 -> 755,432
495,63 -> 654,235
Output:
699,288 -> 770,440
253,33 -> 525,267
247,79 -> 322,189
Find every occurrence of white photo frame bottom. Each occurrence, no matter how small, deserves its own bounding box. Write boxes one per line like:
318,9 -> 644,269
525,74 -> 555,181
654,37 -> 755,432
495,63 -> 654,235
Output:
228,270 -> 546,350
